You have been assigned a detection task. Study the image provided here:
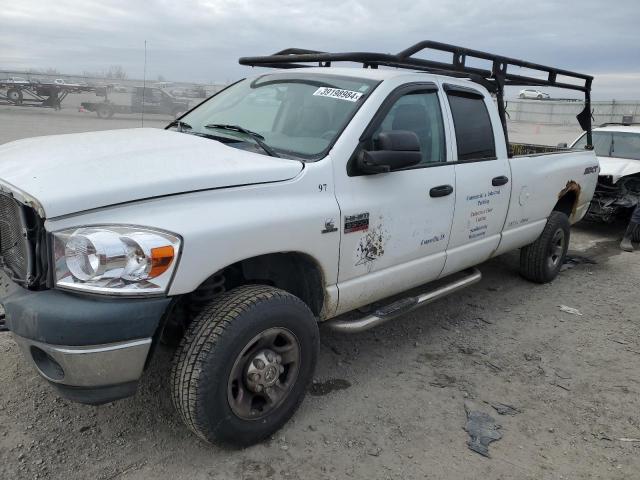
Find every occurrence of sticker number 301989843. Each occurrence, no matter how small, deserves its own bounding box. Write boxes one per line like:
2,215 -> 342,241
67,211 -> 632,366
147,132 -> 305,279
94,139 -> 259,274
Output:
313,87 -> 363,102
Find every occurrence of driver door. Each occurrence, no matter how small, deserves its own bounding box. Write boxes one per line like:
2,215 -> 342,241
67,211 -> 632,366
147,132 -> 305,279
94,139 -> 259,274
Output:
334,84 -> 456,314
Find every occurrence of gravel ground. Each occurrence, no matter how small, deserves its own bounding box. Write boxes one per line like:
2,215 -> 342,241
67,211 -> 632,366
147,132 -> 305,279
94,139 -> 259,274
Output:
0,107 -> 638,480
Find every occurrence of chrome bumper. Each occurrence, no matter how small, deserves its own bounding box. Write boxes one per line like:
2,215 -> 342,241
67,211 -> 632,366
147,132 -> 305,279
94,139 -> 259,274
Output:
13,334 -> 152,388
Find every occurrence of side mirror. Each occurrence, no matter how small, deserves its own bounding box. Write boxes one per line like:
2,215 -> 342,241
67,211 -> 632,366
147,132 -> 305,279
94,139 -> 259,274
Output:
557,142 -> 568,148
357,131 -> 422,174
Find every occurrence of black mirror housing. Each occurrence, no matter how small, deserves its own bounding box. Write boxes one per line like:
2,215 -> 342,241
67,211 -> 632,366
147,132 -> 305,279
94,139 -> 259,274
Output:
357,130 -> 422,174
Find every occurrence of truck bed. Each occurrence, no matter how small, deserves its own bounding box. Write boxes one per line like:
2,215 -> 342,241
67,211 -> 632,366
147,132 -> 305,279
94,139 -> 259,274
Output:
509,142 -> 575,157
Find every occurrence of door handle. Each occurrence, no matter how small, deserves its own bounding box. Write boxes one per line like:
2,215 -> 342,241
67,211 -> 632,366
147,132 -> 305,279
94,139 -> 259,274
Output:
429,184 -> 454,198
492,176 -> 509,186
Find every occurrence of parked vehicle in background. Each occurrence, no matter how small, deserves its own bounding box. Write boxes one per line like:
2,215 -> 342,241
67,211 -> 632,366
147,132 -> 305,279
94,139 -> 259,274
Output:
110,84 -> 129,93
153,81 -> 174,89
519,89 -> 550,99
81,86 -> 189,118
171,86 -> 208,98
0,41 -> 597,447
4,76 -> 29,85
573,123 -> 640,238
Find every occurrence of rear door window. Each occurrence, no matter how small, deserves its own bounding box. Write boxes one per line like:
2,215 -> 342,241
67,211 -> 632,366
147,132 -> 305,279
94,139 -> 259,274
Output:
446,89 -> 496,161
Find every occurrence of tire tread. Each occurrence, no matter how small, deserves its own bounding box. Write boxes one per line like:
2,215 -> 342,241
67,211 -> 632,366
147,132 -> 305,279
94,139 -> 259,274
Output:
520,211 -> 570,283
170,285 -> 313,444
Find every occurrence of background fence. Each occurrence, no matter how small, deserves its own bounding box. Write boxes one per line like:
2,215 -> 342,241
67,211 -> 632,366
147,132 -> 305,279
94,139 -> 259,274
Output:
506,99 -> 640,126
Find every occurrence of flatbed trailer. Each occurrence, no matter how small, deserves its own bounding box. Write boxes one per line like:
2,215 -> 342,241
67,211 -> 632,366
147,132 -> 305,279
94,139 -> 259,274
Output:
0,81 -> 95,109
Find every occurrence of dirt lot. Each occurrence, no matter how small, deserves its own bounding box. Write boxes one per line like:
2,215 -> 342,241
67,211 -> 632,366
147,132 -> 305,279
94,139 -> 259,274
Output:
0,107 -> 638,480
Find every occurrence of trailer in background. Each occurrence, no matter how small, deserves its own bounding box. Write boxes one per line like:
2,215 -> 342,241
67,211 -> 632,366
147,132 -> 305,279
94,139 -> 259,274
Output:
0,80 -> 95,109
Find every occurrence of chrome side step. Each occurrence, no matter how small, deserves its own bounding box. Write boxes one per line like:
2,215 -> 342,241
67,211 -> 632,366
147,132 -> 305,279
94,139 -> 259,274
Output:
325,268 -> 482,333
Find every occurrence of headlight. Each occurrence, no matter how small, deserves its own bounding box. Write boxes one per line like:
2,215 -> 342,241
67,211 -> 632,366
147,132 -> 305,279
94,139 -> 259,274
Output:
53,226 -> 181,296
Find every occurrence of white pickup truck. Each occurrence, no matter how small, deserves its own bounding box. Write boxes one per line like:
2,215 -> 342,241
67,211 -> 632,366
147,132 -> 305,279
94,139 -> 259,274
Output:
0,42 -> 598,446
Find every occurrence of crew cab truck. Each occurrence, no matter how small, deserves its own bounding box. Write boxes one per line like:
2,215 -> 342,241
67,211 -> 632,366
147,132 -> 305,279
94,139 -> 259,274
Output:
81,86 -> 189,119
0,41 -> 598,447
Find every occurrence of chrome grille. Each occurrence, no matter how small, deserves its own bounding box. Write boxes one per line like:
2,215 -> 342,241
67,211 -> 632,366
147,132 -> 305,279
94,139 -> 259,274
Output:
0,194 -> 30,283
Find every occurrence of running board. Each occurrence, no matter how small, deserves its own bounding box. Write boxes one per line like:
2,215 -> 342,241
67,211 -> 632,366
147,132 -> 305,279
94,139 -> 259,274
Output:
325,268 -> 482,333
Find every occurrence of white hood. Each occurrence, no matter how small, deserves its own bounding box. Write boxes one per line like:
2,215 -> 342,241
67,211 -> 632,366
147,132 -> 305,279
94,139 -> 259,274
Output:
0,128 -> 303,218
597,156 -> 640,183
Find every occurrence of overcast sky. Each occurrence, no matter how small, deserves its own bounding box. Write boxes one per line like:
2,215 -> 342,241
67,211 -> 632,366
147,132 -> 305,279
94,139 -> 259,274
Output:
2,0 -> 639,99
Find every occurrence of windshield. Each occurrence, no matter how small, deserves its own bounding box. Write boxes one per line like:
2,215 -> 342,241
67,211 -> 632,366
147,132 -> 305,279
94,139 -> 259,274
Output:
572,131 -> 640,160
177,73 -> 378,159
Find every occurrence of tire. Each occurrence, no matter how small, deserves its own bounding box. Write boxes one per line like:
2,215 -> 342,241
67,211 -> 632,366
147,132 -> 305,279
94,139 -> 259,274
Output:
6,88 -> 23,104
96,104 -> 114,119
519,93 -> 525,99
520,211 -> 570,283
537,94 -> 543,99
171,285 -> 319,447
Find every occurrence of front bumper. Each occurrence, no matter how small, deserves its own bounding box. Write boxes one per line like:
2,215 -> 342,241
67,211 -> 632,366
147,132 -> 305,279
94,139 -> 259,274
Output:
13,335 -> 152,386
1,272 -> 172,404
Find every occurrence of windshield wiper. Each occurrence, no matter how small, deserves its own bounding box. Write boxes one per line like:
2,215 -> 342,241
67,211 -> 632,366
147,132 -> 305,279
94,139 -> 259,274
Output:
167,120 -> 192,132
204,123 -> 279,157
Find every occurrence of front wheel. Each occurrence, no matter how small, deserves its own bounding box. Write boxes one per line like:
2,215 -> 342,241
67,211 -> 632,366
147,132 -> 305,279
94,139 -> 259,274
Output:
171,285 -> 319,447
520,211 -> 570,283
96,104 -> 114,119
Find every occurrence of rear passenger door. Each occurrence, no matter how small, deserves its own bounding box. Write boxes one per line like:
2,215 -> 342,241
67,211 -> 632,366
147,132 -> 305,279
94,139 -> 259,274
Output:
440,84 -> 511,276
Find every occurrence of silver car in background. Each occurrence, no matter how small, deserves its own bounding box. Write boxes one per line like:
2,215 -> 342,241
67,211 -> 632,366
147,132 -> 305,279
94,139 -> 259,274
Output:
519,88 -> 550,99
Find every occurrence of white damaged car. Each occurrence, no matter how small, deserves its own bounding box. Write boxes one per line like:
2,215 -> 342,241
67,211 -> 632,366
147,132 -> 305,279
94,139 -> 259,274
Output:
573,124 -> 640,239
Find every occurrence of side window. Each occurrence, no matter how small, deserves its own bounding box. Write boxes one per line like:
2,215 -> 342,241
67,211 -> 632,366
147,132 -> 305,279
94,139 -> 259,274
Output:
611,132 -> 640,160
373,90 -> 446,165
446,90 -> 496,161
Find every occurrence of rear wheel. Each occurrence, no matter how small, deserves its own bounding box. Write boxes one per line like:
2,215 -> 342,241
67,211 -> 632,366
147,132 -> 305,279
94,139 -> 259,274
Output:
520,211 -> 570,283
171,285 -> 319,447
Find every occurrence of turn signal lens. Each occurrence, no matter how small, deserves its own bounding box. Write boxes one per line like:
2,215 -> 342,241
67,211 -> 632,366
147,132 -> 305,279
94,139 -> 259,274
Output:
150,245 -> 175,278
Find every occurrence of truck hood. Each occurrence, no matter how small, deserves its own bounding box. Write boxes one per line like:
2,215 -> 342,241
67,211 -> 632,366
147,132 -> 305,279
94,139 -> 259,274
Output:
0,128 -> 303,218
597,156 -> 640,183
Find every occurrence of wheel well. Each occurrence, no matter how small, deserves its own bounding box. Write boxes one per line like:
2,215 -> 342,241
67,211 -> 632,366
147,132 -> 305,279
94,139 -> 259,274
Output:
162,252 -> 326,344
231,252 -> 325,316
554,191 -> 578,217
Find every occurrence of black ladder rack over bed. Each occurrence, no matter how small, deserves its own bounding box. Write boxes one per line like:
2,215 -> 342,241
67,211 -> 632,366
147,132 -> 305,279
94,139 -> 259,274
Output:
240,40 -> 594,152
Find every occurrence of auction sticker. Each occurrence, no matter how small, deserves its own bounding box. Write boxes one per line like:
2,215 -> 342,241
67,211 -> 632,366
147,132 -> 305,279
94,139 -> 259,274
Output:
313,87 -> 363,102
